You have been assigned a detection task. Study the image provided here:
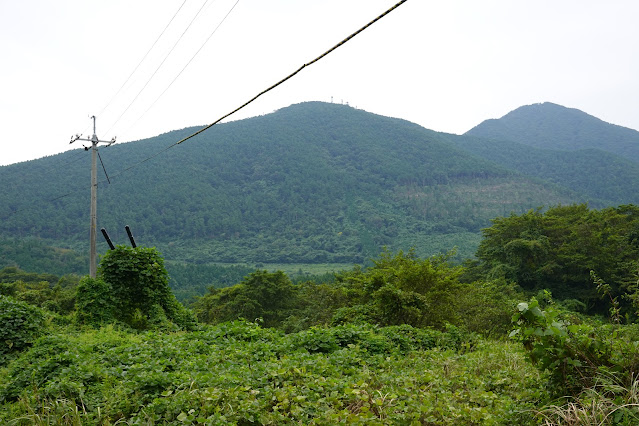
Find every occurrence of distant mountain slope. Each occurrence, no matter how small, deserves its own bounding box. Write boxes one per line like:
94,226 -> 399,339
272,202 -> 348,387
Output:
0,102 -> 579,266
446,134 -> 639,206
465,102 -> 639,162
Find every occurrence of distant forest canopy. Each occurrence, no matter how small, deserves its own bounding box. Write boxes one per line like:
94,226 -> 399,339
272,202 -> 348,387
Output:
1,101 -> 639,271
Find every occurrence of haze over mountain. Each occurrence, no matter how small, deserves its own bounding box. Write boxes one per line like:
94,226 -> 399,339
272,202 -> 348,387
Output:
466,102 -> 639,162
0,101 -> 636,277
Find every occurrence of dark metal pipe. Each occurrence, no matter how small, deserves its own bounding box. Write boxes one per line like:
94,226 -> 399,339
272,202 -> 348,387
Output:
125,225 -> 136,248
101,228 -> 115,250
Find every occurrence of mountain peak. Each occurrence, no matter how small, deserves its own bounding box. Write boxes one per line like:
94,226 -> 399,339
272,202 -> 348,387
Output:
465,102 -> 639,160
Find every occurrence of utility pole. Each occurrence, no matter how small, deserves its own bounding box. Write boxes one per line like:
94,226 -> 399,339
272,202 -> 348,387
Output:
70,116 -> 116,278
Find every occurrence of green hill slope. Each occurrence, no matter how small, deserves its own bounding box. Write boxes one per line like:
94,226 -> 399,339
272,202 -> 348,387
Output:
0,102 -> 583,268
466,102 -> 639,161
446,134 -> 639,206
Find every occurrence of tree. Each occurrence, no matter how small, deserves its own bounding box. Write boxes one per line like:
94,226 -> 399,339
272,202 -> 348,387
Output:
75,276 -> 113,327
333,249 -> 465,329
194,270 -> 299,328
476,204 -> 639,315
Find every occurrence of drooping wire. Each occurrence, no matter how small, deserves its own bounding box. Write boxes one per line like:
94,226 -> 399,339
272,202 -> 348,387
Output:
96,0 -> 189,120
38,148 -> 89,175
105,0 -> 214,136
106,0 -> 409,180
174,0 -> 409,146
121,0 -> 241,137
97,150 -> 111,184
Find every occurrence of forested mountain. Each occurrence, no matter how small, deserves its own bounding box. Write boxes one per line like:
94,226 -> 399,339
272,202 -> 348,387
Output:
465,102 -> 639,162
0,101 -> 635,274
446,135 -> 639,206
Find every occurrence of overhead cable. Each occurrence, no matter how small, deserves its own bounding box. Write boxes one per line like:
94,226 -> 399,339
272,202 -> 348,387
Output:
122,0 -> 241,137
175,0 -> 409,146
105,0 -> 213,135
96,0 -> 189,120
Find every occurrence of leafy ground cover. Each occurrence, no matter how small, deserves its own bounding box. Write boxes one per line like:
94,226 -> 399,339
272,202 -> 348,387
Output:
0,321 -> 544,425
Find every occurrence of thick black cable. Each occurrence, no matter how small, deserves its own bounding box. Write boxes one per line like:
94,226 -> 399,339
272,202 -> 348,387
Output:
175,0 -> 409,146
103,0 -> 408,180
97,0 -> 409,181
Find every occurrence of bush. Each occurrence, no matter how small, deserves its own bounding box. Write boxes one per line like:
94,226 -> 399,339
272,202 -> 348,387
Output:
283,323 -> 477,355
98,246 -> 196,331
75,276 -> 114,327
0,295 -> 46,365
511,296 -> 639,396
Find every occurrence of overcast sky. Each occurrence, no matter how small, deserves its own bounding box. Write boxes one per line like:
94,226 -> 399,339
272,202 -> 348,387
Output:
1,0 -> 638,166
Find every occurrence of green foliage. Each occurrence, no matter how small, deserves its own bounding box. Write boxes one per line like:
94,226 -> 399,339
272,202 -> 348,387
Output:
467,101 -> 639,162
0,266 -> 58,286
0,321 -> 542,424
0,295 -> 46,365
75,276 -> 114,327
452,134 -> 639,207
0,102 -> 586,268
333,249 -> 464,329
99,245 -> 196,331
282,323 -> 476,355
193,250 -> 518,337
456,278 -> 524,336
166,261 -> 256,303
0,266 -> 79,315
194,270 -> 298,328
332,249 -> 518,334
0,239 -> 87,276
477,204 -> 639,315
511,296 -> 639,397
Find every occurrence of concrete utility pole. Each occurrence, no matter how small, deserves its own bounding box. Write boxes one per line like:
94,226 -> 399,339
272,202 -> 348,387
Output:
70,116 -> 116,278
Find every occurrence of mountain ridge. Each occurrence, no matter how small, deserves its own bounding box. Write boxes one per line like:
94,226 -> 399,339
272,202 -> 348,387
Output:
0,101 -> 635,274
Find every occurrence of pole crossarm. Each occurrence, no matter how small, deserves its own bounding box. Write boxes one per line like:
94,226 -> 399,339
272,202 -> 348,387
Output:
70,135 -> 116,145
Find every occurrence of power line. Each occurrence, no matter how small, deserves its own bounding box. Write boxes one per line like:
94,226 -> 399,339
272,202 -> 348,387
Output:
92,0 -> 409,182
175,0 -> 409,146
103,0 -> 408,179
96,0 -> 189,120
105,0 -> 214,135
121,0 -> 241,136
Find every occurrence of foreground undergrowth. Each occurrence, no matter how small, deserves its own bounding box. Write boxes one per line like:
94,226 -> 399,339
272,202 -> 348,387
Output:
0,321 -> 544,425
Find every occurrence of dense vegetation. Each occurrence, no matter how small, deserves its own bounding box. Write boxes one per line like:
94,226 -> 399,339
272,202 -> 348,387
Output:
3,204 -> 639,423
0,238 -> 87,277
475,204 -> 639,315
5,101 -> 633,272
447,135 -> 639,206
3,102 -> 639,422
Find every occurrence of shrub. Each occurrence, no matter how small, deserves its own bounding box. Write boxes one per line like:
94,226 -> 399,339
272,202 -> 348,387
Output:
511,297 -> 639,396
75,276 -> 114,327
0,295 -> 45,365
98,246 -> 196,330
